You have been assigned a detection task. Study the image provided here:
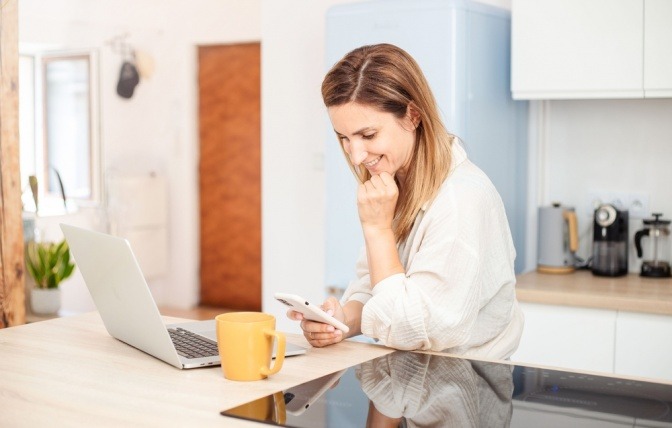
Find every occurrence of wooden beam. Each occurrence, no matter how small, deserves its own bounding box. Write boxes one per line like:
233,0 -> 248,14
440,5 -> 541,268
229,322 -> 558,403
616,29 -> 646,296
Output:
0,0 -> 26,327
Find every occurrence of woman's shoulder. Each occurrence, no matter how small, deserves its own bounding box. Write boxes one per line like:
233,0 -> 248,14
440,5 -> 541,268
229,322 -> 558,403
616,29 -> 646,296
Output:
420,141 -> 504,215
444,141 -> 498,194
418,159 -> 504,224
442,159 -> 499,201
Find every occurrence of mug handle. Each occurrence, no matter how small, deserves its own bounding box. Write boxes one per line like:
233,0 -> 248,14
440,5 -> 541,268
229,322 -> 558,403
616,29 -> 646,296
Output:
272,391 -> 287,425
260,329 -> 285,376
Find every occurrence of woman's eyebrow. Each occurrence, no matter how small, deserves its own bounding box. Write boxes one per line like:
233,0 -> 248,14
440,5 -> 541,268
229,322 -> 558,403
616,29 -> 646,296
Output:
334,126 -> 376,137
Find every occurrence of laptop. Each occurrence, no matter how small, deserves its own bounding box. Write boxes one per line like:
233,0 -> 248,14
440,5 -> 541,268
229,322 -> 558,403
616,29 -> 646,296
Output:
60,224 -> 306,369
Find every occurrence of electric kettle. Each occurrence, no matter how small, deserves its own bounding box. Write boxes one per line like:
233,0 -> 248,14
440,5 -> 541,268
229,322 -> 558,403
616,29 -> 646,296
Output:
634,213 -> 671,278
537,203 -> 579,274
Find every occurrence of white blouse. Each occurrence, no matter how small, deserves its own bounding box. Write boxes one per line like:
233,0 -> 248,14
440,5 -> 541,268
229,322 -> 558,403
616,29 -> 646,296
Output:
341,142 -> 524,359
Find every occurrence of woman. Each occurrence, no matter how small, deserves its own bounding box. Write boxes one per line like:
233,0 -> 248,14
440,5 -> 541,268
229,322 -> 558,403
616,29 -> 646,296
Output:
289,43 -> 523,359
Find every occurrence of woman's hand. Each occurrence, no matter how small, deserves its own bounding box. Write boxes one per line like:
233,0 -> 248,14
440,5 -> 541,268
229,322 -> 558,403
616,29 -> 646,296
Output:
287,296 -> 347,347
357,172 -> 398,233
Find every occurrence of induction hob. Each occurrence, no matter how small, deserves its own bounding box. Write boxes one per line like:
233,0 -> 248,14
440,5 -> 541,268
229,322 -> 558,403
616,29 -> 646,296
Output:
221,351 -> 672,427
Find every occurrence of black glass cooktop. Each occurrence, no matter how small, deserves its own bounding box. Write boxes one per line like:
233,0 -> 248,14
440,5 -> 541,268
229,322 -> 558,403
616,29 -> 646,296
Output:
221,351 -> 672,427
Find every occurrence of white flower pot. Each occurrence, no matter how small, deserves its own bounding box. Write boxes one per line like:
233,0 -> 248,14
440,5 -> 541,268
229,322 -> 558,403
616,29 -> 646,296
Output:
30,288 -> 61,315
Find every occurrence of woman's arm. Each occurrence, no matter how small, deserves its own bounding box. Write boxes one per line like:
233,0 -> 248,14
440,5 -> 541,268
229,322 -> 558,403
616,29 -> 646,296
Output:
357,173 -> 404,286
359,174 -> 516,352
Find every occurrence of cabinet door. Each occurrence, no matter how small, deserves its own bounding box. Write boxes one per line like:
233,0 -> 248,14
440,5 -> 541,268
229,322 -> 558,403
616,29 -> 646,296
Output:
512,303 -> 616,373
644,0 -> 672,97
512,0 -> 644,99
614,311 -> 672,381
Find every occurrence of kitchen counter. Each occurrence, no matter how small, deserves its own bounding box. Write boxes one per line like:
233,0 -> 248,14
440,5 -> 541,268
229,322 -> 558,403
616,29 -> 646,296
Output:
5,312 -> 672,426
516,270 -> 672,315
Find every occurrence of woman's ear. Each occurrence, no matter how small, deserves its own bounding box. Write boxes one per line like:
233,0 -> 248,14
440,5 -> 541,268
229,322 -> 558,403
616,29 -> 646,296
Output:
407,102 -> 421,129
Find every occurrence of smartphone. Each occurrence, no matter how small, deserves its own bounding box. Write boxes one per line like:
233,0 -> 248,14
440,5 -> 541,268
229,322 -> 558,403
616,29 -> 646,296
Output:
274,292 -> 350,333
284,369 -> 347,415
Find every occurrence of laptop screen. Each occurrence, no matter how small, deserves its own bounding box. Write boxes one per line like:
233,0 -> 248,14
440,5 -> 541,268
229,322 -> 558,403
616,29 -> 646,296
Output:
221,351 -> 672,427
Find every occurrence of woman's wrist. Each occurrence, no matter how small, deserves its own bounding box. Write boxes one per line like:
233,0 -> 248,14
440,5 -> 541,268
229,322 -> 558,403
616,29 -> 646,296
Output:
362,226 -> 404,286
361,224 -> 394,241
342,300 -> 363,338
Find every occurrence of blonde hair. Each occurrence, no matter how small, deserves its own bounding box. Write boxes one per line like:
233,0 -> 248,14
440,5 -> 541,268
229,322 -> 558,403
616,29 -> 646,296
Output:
322,44 -> 455,243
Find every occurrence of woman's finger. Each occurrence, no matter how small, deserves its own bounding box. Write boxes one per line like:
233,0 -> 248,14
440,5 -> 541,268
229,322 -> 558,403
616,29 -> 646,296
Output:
305,329 -> 343,347
301,318 -> 344,347
368,174 -> 384,189
287,309 -> 303,320
378,171 -> 396,187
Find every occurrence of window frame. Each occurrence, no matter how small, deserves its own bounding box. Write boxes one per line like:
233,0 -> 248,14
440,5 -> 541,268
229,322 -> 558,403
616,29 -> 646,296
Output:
20,49 -> 102,214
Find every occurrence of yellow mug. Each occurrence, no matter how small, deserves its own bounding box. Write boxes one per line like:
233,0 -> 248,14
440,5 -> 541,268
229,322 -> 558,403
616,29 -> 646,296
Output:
224,391 -> 286,424
215,312 -> 286,381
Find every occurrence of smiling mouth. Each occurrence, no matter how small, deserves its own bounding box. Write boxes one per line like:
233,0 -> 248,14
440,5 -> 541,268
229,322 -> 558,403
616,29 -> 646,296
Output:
364,155 -> 383,168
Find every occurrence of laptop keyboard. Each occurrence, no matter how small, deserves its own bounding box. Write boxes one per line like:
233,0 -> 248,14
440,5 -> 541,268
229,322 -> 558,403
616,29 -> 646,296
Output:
167,328 -> 219,359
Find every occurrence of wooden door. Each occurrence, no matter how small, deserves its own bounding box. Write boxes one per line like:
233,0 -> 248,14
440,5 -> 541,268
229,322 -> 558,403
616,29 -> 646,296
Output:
198,43 -> 261,310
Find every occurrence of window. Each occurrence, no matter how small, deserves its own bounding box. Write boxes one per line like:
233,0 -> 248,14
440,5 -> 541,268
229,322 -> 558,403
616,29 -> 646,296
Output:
20,50 -> 100,213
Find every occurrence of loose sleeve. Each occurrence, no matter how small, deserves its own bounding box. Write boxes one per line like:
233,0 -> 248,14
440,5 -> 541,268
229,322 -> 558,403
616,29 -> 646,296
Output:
341,245 -> 373,305
360,186 -> 495,352
342,161 -> 516,354
362,231 -> 481,351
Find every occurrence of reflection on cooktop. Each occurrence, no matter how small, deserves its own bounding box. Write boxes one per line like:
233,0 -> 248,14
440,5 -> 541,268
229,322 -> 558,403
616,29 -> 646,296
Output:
512,366 -> 672,423
221,351 -> 672,427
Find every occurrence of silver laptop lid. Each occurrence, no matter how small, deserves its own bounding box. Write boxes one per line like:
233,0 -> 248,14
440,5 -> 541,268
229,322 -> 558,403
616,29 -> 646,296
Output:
60,224 -> 183,368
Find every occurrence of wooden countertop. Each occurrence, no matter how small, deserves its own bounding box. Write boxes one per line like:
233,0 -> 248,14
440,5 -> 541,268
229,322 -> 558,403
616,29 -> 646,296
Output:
0,312 -> 396,427
516,270 -> 672,315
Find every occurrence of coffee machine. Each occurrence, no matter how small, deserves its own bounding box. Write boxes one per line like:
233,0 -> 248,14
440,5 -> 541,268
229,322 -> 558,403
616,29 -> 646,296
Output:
592,204 -> 628,277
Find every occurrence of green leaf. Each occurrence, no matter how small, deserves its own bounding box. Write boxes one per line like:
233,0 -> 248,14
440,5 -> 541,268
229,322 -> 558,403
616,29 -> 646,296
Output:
24,239 -> 75,289
47,275 -> 57,289
26,255 -> 40,285
62,262 -> 75,280
29,175 -> 39,213
48,243 -> 60,268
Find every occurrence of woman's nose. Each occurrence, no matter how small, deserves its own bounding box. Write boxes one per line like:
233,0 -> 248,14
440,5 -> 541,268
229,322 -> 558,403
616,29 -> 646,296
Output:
349,140 -> 368,166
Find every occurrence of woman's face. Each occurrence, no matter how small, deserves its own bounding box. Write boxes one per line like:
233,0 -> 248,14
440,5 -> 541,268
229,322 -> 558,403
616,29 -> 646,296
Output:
328,102 -> 417,182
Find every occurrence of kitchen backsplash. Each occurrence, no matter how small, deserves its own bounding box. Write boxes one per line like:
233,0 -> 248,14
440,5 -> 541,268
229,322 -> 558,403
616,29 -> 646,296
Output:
543,98 -> 672,273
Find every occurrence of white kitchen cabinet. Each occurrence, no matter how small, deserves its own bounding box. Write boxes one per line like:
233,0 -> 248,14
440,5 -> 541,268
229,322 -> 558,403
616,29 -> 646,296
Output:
512,302 -> 616,373
513,302 -> 672,382
644,0 -> 672,97
512,0 -> 672,99
614,311 -> 672,381
512,0 -> 643,99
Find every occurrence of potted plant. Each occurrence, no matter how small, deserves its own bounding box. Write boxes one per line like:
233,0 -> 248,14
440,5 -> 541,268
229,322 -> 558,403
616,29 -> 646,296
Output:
25,239 -> 76,315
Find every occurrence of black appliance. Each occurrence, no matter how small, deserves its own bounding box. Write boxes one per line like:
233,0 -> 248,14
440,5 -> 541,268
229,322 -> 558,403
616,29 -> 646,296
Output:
592,204 -> 629,277
635,213 -> 672,278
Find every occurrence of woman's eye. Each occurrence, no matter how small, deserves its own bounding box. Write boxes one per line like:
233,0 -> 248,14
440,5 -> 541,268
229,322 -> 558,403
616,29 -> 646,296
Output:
362,133 -> 376,140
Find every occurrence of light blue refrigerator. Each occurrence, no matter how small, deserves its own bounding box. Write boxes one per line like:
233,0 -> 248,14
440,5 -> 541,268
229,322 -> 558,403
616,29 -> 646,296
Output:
325,0 -> 529,295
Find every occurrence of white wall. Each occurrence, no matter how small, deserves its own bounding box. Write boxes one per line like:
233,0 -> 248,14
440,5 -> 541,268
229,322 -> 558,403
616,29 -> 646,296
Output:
37,0 -> 672,331
260,0 -> 359,334
20,0 -> 261,311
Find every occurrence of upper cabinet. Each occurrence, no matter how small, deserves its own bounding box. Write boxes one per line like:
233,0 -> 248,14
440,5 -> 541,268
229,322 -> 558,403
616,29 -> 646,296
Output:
644,0 -> 672,97
512,0 -> 672,99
